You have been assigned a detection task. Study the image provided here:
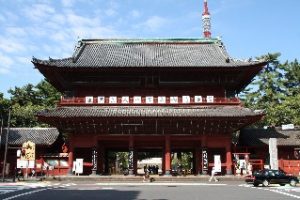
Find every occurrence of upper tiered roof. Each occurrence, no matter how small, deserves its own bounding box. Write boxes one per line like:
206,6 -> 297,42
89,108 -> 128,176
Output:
32,38 -> 266,68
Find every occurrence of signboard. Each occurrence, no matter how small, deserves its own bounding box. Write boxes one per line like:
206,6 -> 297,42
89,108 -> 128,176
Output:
282,124 -> 294,130
269,138 -> 278,170
75,158 -> 83,174
202,149 -> 208,173
214,155 -> 221,172
17,159 -> 35,169
21,141 -> 35,161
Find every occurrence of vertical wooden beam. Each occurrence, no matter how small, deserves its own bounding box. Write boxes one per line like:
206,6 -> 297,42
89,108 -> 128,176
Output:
226,141 -> 233,175
98,145 -> 104,175
195,146 -> 201,175
67,133 -> 74,175
128,135 -> 135,176
164,135 -> 171,175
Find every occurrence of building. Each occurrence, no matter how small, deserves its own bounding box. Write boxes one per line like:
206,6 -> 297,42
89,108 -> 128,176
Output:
31,0 -> 267,176
239,127 -> 300,175
0,128 -> 61,176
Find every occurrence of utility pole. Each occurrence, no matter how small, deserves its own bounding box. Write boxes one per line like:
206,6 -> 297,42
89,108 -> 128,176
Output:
0,112 -> 3,151
2,108 -> 11,182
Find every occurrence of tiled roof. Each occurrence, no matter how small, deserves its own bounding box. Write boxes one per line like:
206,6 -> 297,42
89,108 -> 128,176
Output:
32,38 -> 266,68
239,128 -> 300,147
0,128 -> 59,146
37,106 -> 263,118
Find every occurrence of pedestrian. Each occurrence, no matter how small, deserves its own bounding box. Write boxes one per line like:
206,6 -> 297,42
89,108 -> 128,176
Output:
209,167 -> 218,182
143,168 -> 150,182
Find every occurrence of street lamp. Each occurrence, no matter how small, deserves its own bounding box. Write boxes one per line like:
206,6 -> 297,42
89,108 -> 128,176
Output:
2,107 -> 11,182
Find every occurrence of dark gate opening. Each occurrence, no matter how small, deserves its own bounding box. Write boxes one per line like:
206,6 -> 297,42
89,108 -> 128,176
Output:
171,150 -> 193,176
137,149 -> 162,175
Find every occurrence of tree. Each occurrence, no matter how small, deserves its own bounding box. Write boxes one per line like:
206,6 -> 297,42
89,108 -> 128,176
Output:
7,79 -> 61,127
282,59 -> 300,96
241,53 -> 284,126
242,54 -> 300,127
0,92 -> 11,126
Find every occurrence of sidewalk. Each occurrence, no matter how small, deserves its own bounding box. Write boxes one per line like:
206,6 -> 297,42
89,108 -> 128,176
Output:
41,174 -> 246,182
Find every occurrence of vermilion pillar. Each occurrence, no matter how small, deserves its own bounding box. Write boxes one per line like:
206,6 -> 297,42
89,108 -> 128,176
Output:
68,145 -> 74,175
226,142 -> 233,175
164,135 -> 171,175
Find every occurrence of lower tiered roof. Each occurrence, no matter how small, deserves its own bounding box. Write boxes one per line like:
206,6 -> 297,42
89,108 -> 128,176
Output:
37,106 -> 262,118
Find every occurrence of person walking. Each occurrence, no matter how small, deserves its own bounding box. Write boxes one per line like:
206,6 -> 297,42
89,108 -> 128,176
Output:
209,167 -> 218,182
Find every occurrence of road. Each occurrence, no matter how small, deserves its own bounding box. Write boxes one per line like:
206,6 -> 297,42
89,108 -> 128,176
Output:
1,181 -> 300,200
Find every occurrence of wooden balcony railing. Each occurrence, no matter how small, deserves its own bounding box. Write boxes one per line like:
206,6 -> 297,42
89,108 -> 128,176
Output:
59,96 -> 241,106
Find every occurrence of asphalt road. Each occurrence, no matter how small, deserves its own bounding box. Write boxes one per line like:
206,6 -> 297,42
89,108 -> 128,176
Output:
1,181 -> 300,200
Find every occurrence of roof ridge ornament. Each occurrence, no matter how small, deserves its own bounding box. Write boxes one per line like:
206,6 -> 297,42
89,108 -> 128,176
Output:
202,0 -> 211,38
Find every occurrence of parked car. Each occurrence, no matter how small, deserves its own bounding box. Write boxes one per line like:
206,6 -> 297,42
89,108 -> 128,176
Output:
245,169 -> 299,187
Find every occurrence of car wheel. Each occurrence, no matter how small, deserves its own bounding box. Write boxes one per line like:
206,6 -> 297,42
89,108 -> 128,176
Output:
253,182 -> 259,187
262,180 -> 269,187
290,179 -> 297,187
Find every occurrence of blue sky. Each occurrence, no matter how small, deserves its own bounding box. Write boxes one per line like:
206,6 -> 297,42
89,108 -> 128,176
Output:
0,0 -> 299,97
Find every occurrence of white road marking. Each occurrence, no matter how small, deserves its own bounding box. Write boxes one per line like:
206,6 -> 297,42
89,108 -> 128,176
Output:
95,182 -> 227,186
102,187 -> 114,190
2,188 -> 48,200
239,184 -> 300,199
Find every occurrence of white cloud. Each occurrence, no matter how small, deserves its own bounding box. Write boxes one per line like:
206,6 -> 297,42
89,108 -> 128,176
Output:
130,10 -> 141,18
143,16 -> 168,31
0,53 -> 13,74
65,12 -> 100,27
5,27 -> 27,37
2,11 -> 19,23
0,14 -> 5,22
0,37 -> 25,53
105,8 -> 117,16
23,3 -> 55,21
16,56 -> 30,65
62,0 -> 75,7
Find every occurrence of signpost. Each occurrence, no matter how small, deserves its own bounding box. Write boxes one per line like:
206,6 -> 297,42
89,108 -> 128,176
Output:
75,158 -> 83,175
269,138 -> 278,170
214,155 -> 221,173
202,149 -> 208,174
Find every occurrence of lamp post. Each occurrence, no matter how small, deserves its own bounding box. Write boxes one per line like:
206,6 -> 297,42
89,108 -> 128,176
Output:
2,108 -> 11,182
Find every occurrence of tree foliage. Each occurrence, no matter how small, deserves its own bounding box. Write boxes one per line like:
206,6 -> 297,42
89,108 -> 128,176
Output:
1,79 -> 61,127
242,54 -> 300,127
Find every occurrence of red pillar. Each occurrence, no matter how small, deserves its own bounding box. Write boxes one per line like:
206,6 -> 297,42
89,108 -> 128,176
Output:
68,148 -> 74,175
164,135 -> 171,175
226,141 -> 233,175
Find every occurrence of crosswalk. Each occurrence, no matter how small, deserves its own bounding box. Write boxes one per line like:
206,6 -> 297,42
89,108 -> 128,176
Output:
0,182 -> 77,196
239,183 -> 300,199
0,186 -> 28,195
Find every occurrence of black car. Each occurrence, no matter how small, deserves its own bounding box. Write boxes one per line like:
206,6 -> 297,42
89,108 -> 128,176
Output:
245,169 -> 299,187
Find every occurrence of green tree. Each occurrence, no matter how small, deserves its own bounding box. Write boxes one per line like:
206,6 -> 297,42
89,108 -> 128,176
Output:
282,59 -> 300,96
242,54 -> 300,127
7,79 -> 61,127
0,92 -> 11,126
